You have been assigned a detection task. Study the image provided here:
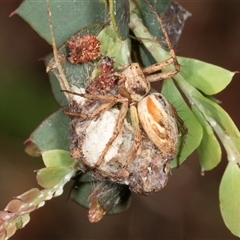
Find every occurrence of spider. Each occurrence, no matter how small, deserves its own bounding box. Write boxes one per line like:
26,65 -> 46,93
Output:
63,54 -> 181,165
62,26 -> 186,194
47,0 -> 187,194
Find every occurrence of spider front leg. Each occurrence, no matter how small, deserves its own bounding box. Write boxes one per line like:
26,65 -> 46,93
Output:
142,0 -> 181,83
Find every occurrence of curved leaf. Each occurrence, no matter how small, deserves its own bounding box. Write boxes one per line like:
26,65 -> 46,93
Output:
37,166 -> 71,188
42,149 -> 75,168
175,73 -> 240,165
220,162 -> 240,237
179,57 -> 235,95
194,93 -> 240,164
192,105 -> 221,171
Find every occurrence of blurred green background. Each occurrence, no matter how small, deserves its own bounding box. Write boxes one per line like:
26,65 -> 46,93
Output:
1,1 -> 240,239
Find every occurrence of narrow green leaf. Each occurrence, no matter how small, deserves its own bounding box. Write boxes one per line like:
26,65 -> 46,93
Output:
161,79 -> 203,167
37,166 -> 71,188
109,0 -> 130,40
29,109 -> 69,152
179,57 -> 235,95
220,162 -> 240,237
42,150 -> 75,168
192,105 -> 221,171
17,0 -> 107,46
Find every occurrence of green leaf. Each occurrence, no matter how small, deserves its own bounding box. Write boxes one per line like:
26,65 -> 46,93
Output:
29,109 -> 69,152
175,73 -> 240,165
17,0 -> 107,46
37,166 -> 71,188
220,162 -> 240,237
98,25 -> 131,66
109,0 -> 130,40
42,149 -> 75,168
179,57 -> 235,95
192,105 -> 221,171
161,79 -> 203,167
194,93 -> 240,164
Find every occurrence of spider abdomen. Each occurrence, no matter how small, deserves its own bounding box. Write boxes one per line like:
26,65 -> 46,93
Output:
138,92 -> 179,159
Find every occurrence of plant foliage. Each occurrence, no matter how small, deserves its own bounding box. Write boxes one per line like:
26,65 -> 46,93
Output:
0,0 -> 239,239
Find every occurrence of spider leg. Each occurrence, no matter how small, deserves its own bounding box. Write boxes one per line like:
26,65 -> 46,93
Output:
143,57 -> 178,82
124,105 -> 142,165
145,69 -> 179,83
62,89 -> 118,101
63,101 -> 117,119
172,106 -> 188,167
63,110 -> 88,119
95,98 -> 129,167
142,57 -> 174,75
144,0 -> 180,78
62,89 -> 120,119
145,1 -> 180,70
46,0 -> 72,99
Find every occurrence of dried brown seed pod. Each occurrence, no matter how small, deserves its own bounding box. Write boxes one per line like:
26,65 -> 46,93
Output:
67,34 -> 100,64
